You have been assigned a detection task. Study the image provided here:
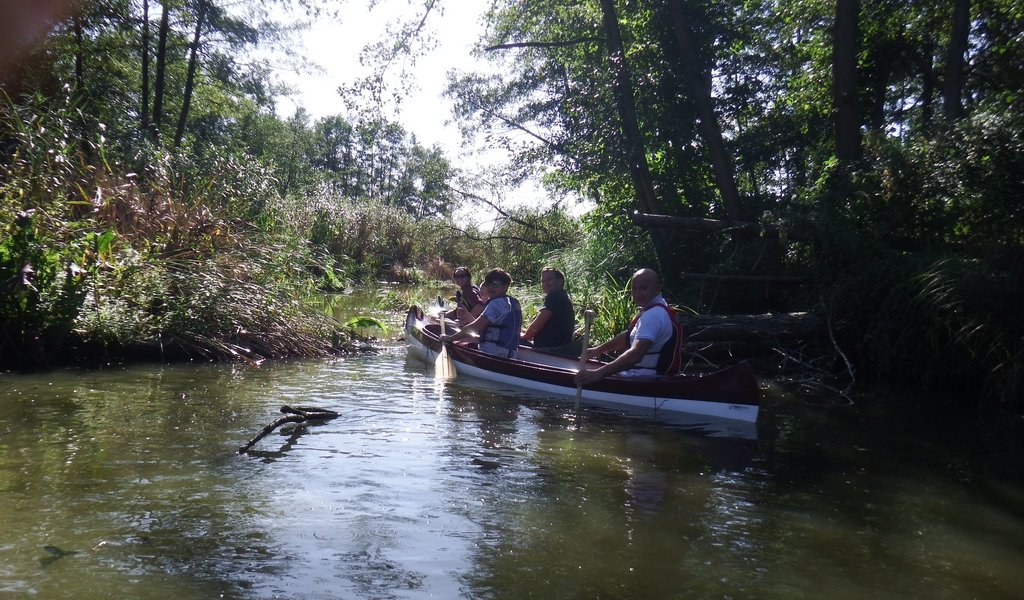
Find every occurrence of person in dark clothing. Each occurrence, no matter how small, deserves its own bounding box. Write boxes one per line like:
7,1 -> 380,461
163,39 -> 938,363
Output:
446,267 -> 484,326
521,267 -> 578,354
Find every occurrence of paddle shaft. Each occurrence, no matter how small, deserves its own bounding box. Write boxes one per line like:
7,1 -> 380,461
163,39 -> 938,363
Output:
575,309 -> 594,409
436,304 -> 452,378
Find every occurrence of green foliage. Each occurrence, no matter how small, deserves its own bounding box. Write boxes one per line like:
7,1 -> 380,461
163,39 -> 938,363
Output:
252,112 -> 459,218
345,316 -> 388,337
0,87 -> 349,366
819,253 -> 1024,411
583,275 -> 636,346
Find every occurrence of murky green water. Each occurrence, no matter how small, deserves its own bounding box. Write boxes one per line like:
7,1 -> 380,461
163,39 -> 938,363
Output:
2,342 -> 1023,599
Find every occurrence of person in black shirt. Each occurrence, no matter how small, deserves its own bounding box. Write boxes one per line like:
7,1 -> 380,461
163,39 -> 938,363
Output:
521,267 -> 578,354
446,267 -> 484,325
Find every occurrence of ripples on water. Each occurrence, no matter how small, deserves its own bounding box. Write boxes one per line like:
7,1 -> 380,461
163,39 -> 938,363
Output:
1,348 -> 1023,599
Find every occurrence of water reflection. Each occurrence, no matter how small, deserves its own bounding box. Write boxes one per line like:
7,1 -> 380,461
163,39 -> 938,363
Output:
1,353 -> 1023,599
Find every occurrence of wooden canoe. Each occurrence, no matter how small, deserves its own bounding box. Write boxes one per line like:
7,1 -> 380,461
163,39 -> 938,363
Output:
404,306 -> 760,428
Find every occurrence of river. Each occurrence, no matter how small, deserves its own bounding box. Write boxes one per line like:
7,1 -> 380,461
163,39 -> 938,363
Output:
2,312 -> 1023,599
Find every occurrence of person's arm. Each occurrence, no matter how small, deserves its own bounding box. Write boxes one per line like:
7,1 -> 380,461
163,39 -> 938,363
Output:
521,308 -> 553,341
575,336 -> 653,385
442,315 -> 490,343
585,330 -> 629,359
456,303 -> 484,325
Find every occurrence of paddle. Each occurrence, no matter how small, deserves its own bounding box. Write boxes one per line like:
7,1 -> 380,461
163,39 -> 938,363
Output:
435,297 -> 455,378
575,309 -> 594,410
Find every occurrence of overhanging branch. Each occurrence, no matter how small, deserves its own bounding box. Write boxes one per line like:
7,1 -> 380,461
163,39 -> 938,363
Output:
448,185 -> 552,236
485,37 -> 604,51
630,212 -> 801,239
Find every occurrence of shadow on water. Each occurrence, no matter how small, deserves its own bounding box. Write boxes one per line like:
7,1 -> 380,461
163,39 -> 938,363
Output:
242,424 -> 310,461
0,363 -> 307,598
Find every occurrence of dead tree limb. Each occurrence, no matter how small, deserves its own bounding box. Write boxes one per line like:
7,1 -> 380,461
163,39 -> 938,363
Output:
681,272 -> 809,285
631,212 -> 785,238
237,405 -> 339,454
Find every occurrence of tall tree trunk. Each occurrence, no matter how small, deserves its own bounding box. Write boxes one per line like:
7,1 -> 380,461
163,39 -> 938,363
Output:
141,0 -> 151,133
920,42 -> 935,131
833,0 -> 861,161
152,1 -> 171,141
73,12 -> 89,160
665,0 -> 744,221
867,40 -> 893,130
598,0 -> 663,217
73,12 -> 84,94
942,0 -> 970,120
174,0 -> 207,149
597,0 -> 673,266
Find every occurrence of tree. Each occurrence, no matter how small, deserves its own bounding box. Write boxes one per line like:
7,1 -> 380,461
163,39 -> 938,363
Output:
942,0 -> 970,120
174,0 -> 208,148
151,0 -> 171,139
665,0 -> 744,220
833,0 -> 861,161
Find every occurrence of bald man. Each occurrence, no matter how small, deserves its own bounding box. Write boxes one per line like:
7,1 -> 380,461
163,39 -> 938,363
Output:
575,268 -> 678,385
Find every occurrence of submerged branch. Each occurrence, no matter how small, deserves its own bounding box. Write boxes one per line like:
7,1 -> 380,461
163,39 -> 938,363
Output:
237,405 -> 340,454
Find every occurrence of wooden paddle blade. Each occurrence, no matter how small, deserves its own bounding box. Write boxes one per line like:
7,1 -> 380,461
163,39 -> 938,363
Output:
435,346 -> 456,378
435,310 -> 456,378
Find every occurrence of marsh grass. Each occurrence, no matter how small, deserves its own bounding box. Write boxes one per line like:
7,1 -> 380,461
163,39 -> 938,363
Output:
585,276 -> 636,344
0,96 -> 355,366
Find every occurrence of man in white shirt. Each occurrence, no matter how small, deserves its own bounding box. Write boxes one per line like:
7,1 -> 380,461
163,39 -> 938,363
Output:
574,268 -> 675,384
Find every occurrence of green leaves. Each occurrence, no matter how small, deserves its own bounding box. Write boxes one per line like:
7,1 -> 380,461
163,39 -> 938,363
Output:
345,316 -> 388,337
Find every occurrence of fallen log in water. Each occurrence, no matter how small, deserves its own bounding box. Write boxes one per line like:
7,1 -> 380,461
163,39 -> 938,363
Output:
674,311 -> 853,394
676,313 -> 826,366
680,312 -> 823,343
237,405 -> 339,454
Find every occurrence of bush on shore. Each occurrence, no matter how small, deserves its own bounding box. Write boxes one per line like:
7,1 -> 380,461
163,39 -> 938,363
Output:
0,96 -> 355,368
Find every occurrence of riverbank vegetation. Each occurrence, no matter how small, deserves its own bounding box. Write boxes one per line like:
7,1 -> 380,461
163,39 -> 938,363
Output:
1,0 -> 1022,416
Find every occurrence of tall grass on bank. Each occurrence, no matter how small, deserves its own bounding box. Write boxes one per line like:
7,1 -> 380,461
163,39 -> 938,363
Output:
273,188 -> 486,286
0,95 -> 354,368
275,189 -> 585,287
821,253 -> 1024,413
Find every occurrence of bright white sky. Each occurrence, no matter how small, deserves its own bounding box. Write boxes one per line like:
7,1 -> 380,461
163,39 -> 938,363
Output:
274,0 -> 481,152
269,0 -> 568,224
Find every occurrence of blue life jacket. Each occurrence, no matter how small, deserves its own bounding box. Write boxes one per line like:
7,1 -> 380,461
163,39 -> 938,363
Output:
480,295 -> 522,355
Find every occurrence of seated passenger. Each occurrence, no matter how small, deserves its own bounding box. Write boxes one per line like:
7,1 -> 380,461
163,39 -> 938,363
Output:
521,266 -> 579,355
574,268 -> 682,385
441,268 -> 522,359
446,267 -> 483,325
